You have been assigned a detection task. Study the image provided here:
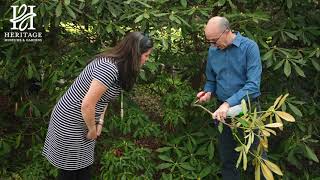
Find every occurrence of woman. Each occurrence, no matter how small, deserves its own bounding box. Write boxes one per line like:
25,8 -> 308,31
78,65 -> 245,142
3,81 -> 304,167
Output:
42,32 -> 153,179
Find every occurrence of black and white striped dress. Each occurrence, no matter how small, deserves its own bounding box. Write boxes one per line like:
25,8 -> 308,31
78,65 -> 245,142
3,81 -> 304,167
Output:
42,57 -> 121,170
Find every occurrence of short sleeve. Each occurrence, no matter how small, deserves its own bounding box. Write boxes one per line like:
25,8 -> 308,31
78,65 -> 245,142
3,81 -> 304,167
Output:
92,62 -> 118,88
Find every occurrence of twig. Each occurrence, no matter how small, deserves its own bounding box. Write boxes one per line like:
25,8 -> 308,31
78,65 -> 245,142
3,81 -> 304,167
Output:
191,101 -> 233,128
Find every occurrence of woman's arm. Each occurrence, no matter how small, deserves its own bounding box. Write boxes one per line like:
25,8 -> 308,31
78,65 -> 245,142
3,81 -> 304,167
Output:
81,79 -> 107,140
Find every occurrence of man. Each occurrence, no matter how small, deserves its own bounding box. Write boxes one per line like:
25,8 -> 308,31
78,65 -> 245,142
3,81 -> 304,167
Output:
197,16 -> 262,179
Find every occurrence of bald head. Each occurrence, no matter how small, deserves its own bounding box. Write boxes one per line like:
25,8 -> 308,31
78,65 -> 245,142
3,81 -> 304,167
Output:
204,16 -> 234,49
205,16 -> 230,34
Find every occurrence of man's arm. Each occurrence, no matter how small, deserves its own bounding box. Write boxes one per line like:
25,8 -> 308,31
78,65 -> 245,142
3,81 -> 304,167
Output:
204,49 -> 217,93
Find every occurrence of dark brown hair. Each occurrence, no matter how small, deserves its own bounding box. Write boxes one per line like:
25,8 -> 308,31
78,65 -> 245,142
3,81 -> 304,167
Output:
94,32 -> 153,91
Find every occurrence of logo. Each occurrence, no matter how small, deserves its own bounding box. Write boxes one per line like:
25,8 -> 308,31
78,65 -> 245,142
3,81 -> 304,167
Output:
10,4 -> 36,31
4,4 -> 42,42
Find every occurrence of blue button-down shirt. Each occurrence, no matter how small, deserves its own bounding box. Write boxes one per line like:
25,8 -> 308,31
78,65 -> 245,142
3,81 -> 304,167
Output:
204,32 -> 262,107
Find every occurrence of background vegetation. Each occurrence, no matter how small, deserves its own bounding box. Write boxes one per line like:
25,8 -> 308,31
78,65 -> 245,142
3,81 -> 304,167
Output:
0,0 -> 319,179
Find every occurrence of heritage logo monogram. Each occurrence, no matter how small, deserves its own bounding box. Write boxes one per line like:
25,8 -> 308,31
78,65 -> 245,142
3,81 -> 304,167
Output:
10,4 -> 36,31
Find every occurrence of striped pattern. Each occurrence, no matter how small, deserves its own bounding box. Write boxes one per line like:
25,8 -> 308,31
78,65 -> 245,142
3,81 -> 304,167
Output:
43,57 -> 121,170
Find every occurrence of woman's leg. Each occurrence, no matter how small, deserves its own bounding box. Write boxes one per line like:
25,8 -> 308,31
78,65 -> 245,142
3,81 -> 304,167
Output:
75,165 -> 91,180
57,169 -> 76,180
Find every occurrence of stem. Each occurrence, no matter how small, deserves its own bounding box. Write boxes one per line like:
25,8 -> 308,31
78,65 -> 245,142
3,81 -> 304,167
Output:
192,103 -> 233,128
192,103 -> 212,115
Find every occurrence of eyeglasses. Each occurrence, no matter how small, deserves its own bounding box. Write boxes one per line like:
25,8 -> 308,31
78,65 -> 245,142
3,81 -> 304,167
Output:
205,28 -> 228,46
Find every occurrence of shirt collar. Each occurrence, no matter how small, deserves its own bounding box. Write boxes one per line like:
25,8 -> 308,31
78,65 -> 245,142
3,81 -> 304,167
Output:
231,32 -> 242,47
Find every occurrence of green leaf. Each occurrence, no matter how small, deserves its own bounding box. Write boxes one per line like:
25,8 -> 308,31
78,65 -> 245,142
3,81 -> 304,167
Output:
156,163 -> 172,170
161,39 -> 168,50
258,37 -> 269,49
208,141 -> 214,160
40,4 -> 45,17
143,12 -> 150,19
64,0 -> 70,6
287,0 -> 292,9
238,118 -> 249,127
176,16 -> 191,28
262,49 -> 274,61
158,155 -> 173,162
294,64 -> 306,77
153,12 -> 169,17
139,70 -> 146,81
180,0 -> 187,7
171,15 -> 181,24
134,14 -> 144,23
288,103 -> 302,117
32,104 -> 41,117
284,60 -> 291,77
218,122 -> 223,133
55,2 -> 62,17
180,162 -> 195,170
215,0 -> 226,6
311,59 -> 320,71
305,145 -> 319,163
244,29 -> 254,40
241,99 -> 247,115
200,166 -> 211,178
227,0 -> 236,9
92,0 -> 99,5
27,64 -> 33,79
135,0 -> 152,8
284,31 -> 298,40
186,140 -> 192,152
108,3 -> 118,17
106,23 -> 112,33
66,6 -> 76,19
273,59 -> 285,70
15,134 -> 21,149
156,147 -> 172,153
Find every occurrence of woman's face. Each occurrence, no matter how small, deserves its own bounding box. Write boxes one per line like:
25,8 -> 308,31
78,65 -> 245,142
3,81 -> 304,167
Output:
140,48 -> 152,65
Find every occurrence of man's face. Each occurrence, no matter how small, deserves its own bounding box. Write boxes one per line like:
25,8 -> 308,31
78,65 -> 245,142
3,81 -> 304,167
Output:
205,24 -> 229,49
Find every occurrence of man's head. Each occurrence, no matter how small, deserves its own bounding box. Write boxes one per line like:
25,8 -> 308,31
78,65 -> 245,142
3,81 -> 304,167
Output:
205,16 -> 233,49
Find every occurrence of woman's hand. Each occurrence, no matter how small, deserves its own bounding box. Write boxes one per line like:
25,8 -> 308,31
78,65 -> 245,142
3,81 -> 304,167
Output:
86,127 -> 97,140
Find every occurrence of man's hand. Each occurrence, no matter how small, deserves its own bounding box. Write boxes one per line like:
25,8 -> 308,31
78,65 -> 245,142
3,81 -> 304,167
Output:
213,102 -> 230,122
196,91 -> 212,103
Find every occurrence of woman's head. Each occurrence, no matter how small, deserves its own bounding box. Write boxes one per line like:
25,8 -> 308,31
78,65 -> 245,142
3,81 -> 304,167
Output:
97,32 -> 153,91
